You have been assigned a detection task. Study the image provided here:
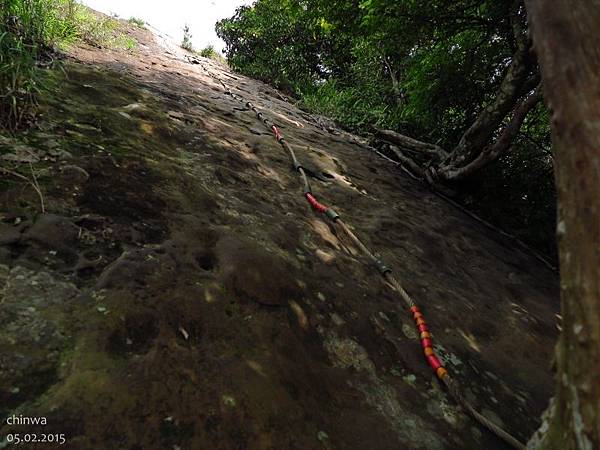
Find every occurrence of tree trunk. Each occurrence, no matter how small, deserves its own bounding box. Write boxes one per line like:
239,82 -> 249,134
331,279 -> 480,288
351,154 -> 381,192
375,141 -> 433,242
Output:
447,0 -> 533,168
383,55 -> 402,108
525,1 -> 600,449
438,85 -> 542,180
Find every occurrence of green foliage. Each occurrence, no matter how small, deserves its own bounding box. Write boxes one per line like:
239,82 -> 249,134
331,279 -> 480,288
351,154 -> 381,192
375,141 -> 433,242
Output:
400,29 -> 510,146
216,1 -> 330,93
128,17 -> 145,28
71,8 -> 135,50
0,0 -> 79,130
1,1 -> 135,130
199,45 -> 216,58
0,0 -> 79,46
299,37 -> 404,131
181,24 -> 193,51
301,79 -> 397,131
0,30 -> 39,129
196,45 -> 226,64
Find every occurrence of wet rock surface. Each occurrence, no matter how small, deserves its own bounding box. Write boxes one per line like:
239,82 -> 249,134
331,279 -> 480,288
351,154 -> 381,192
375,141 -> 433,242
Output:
0,17 -> 559,450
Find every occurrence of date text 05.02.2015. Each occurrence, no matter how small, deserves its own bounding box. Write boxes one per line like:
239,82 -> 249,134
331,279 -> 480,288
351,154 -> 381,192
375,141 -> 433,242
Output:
4,433 -> 66,445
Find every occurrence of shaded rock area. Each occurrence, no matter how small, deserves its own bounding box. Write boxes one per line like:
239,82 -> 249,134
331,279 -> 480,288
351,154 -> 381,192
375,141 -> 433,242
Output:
0,15 -> 559,450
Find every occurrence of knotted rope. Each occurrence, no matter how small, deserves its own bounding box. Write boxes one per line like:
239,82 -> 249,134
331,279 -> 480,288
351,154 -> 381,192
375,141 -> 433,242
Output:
197,60 -> 526,450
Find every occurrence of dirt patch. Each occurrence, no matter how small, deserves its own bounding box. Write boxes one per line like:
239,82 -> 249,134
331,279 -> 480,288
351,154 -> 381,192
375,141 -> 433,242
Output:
78,155 -> 167,241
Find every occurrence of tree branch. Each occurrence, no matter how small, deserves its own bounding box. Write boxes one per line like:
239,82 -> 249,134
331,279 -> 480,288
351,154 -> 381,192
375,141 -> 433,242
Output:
439,84 -> 543,180
382,55 -> 402,107
0,166 -> 45,213
374,128 -> 449,162
387,145 -> 425,178
448,0 -> 533,167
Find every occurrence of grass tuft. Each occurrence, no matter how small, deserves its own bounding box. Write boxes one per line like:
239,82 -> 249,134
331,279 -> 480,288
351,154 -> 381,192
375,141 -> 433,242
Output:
128,17 -> 145,28
1,1 -> 137,131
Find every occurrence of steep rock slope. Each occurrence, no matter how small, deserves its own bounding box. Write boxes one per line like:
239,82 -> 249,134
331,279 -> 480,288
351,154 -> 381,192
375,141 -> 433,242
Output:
0,19 -> 559,450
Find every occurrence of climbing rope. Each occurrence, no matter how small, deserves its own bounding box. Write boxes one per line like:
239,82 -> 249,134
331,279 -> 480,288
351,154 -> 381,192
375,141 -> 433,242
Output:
196,59 -> 527,450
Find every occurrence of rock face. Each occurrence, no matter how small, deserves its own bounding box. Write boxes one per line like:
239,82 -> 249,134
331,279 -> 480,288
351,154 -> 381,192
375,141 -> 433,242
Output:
216,235 -> 302,306
0,266 -> 80,414
0,16 -> 559,450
